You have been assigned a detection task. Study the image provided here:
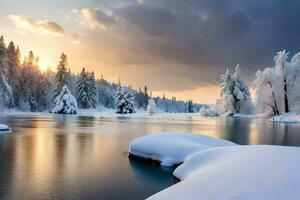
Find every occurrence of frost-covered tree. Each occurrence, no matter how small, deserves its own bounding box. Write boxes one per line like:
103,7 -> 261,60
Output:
216,69 -> 235,116
147,98 -> 156,115
54,53 -> 70,98
253,50 -> 300,115
19,51 -> 40,111
217,66 -> 252,116
97,76 -> 117,108
232,65 -> 253,114
186,100 -> 194,113
6,42 -> 21,106
115,86 -> 135,114
76,68 -> 97,109
52,85 -> 78,114
0,36 -> 12,108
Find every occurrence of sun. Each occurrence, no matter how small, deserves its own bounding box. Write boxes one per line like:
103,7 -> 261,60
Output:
39,60 -> 48,71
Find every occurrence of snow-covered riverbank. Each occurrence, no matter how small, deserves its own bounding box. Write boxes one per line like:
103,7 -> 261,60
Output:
129,132 -> 300,200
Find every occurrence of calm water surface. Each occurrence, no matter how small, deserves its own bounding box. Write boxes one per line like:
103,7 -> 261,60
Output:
0,114 -> 300,200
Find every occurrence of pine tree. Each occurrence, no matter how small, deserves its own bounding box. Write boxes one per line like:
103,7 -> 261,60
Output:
115,86 -> 135,114
186,100 -> 194,113
76,68 -> 97,109
54,53 -> 70,98
52,85 -> 78,114
6,41 -> 21,106
19,51 -> 39,111
147,98 -> 156,115
0,36 -> 12,108
232,65 -> 253,113
216,69 -> 235,116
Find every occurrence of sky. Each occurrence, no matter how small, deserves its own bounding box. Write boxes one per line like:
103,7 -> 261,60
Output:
0,0 -> 299,103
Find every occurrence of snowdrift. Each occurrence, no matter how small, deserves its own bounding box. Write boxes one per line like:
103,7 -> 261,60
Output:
0,124 -> 11,133
129,132 -> 236,166
269,112 -> 300,123
148,145 -> 300,200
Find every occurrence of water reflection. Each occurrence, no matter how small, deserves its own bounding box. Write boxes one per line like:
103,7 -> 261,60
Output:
0,115 -> 300,200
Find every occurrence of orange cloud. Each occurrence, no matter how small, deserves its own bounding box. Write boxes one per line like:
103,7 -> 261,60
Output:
80,8 -> 115,29
7,15 -> 64,36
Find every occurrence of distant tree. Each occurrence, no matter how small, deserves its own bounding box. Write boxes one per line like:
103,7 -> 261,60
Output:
115,85 -> 135,114
97,76 -> 117,108
6,41 -> 21,106
147,98 -> 156,115
52,85 -> 77,114
76,68 -> 97,109
143,86 -> 149,109
19,51 -> 40,111
54,53 -> 70,98
0,36 -> 12,108
186,100 -> 194,113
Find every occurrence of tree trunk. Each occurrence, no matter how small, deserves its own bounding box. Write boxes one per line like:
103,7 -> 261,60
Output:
283,78 -> 289,113
268,82 -> 280,115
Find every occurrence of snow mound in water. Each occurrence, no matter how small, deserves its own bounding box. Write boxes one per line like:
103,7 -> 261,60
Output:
129,132 -> 237,166
148,145 -> 300,200
269,112 -> 300,123
0,124 -> 11,133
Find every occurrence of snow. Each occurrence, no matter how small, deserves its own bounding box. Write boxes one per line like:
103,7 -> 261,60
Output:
52,85 -> 78,114
0,124 -> 11,133
269,111 -> 300,123
199,107 -> 218,117
129,132 -> 236,166
148,145 -> 300,200
147,99 -> 157,115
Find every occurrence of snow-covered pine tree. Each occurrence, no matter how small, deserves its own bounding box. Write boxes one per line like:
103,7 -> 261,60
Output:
115,86 -> 135,114
36,71 -> 53,111
186,100 -> 194,113
232,65 -> 253,114
19,51 -> 39,111
6,42 -> 21,107
54,53 -> 70,98
147,98 -> 156,115
0,36 -> 12,108
87,71 -> 98,107
52,85 -> 78,114
216,69 -> 235,116
76,68 -> 97,109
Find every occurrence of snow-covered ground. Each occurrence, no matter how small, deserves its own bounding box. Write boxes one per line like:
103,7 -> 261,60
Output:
149,145 -> 300,200
269,112 -> 300,123
0,124 -> 11,133
129,132 -> 236,166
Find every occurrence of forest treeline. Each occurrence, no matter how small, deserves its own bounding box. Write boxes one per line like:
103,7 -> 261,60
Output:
0,35 -> 204,113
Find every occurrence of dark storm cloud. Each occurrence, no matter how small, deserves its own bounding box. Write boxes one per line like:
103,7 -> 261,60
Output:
82,0 -> 300,91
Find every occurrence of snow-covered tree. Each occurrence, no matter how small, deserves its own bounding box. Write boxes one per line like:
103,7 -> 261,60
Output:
186,100 -> 194,113
217,66 -> 253,116
115,86 -> 135,114
19,51 -> 40,111
6,42 -> 21,106
147,98 -> 156,115
199,106 -> 218,117
97,76 -> 117,108
54,53 -> 70,98
232,65 -> 253,114
52,85 -> 78,114
0,36 -> 12,108
76,68 -> 97,109
253,50 -> 300,115
216,69 -> 236,116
